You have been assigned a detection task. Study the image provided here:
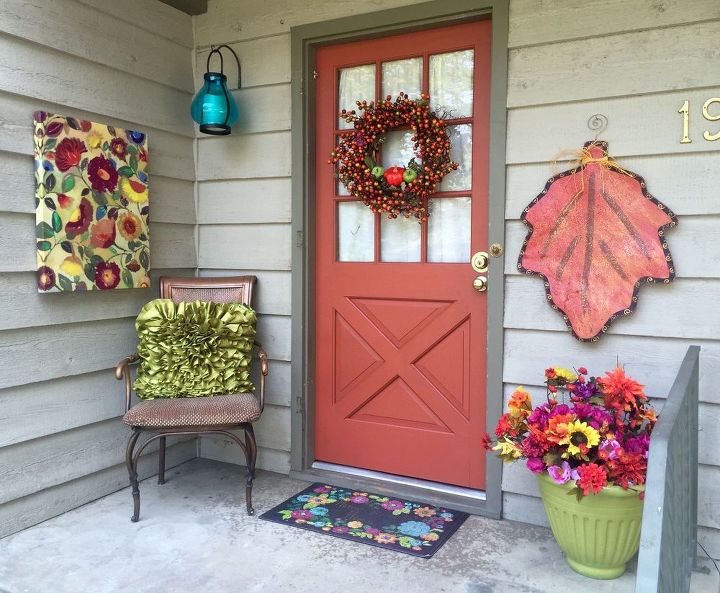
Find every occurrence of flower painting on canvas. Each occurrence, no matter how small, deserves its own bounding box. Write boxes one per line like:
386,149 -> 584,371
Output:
33,112 -> 150,292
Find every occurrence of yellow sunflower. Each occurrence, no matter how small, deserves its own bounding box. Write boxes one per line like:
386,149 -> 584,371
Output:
120,177 -> 148,203
561,420 -> 600,458
554,367 -> 577,382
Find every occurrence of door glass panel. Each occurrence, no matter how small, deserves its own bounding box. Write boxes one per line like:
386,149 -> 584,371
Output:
382,130 -> 417,169
382,58 -> 422,100
338,201 -> 374,261
429,50 -> 474,118
381,215 -> 421,262
427,197 -> 471,262
338,64 -> 376,130
439,124 -> 472,191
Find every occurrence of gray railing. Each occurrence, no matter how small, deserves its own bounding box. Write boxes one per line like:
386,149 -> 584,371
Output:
635,345 -> 701,593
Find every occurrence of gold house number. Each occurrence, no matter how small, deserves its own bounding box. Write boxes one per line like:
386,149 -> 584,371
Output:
678,98 -> 720,143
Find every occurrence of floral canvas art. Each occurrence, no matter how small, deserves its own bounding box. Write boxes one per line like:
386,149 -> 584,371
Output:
33,112 -> 150,292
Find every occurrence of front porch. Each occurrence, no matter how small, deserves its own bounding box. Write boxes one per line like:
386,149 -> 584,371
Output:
0,459 -> 715,593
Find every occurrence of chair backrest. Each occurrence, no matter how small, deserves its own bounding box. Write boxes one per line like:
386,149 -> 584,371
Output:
159,276 -> 256,306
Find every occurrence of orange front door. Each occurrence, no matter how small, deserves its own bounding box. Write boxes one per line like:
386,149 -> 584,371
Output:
314,20 -> 491,489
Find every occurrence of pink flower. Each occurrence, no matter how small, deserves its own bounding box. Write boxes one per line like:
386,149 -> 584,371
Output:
291,509 -> 313,520
598,439 -> 622,461
350,495 -> 369,504
526,458 -> 545,473
547,461 -> 572,484
313,485 -> 332,493
381,500 -> 404,511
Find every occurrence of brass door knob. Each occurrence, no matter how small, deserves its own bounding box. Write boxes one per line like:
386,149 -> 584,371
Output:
473,276 -> 487,292
471,251 -> 489,273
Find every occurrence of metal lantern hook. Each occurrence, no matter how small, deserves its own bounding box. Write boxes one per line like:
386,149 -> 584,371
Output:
207,44 -> 241,89
587,114 -> 608,140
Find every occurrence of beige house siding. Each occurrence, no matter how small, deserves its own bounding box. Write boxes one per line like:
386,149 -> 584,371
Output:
195,0 -> 719,557
0,0 -> 198,537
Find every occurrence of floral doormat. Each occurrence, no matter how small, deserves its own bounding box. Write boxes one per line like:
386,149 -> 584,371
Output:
259,483 -> 469,558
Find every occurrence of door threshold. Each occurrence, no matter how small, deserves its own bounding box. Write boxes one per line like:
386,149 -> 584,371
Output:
289,461 -> 496,518
312,461 -> 487,500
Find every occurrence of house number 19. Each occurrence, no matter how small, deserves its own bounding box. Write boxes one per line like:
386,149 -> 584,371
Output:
678,98 -> 720,143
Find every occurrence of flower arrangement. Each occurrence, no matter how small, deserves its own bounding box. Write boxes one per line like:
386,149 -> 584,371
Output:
484,365 -> 658,499
329,93 -> 458,221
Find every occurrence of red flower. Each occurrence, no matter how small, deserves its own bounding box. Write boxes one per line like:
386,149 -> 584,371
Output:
606,451 -> 647,489
482,433 -> 493,451
578,367 -> 588,375
575,463 -> 608,495
90,219 -> 117,248
545,368 -> 557,379
599,366 -> 647,420
110,138 -> 127,159
58,193 -> 73,209
95,261 -> 120,290
37,266 -> 56,291
87,156 -> 118,192
54,137 -> 86,172
65,197 -> 93,235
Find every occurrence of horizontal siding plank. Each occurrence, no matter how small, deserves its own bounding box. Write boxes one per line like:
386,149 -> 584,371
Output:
197,131 -> 291,180
504,217 -> 720,279
0,440 -> 196,538
505,276 -> 720,340
0,418 -> 133,504
0,34 -> 193,138
200,438 -> 291,475
699,527 -> 720,561
195,35 -> 291,88
264,360 -> 291,407
506,152 -> 720,219
0,0 -> 194,92
199,269 -> 292,315
503,328 -> 720,405
150,176 -> 196,225
76,0 -> 193,48
508,0 -> 720,48
0,92 -> 195,180
0,318 -> 137,390
198,178 -> 291,224
198,223 -> 291,270
506,87 -> 720,164
508,21 -> 720,108
0,150 -> 32,214
0,371 -> 123,448
257,315 -> 292,362
149,223 -> 197,269
0,214 -> 196,272
230,84 -> 291,133
194,0 -> 414,46
0,268 -> 190,331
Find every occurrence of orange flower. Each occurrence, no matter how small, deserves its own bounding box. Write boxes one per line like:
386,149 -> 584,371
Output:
546,413 -> 574,444
599,366 -> 647,418
414,506 -> 436,518
118,212 -> 141,241
508,387 -> 532,418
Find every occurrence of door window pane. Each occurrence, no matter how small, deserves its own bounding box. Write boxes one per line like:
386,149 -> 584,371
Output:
427,197 -> 471,262
338,202 -> 374,261
429,50 -> 474,118
439,124 -> 472,191
338,64 -> 375,130
381,215 -> 421,262
382,130 -> 417,169
382,58 -> 422,100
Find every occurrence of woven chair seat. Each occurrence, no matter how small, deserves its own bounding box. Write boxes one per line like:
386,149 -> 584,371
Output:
123,393 -> 261,428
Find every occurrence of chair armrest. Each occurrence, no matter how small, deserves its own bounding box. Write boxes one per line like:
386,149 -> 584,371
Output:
115,353 -> 140,413
254,342 -> 269,413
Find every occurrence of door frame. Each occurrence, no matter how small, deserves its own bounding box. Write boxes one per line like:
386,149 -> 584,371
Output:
289,0 -> 509,519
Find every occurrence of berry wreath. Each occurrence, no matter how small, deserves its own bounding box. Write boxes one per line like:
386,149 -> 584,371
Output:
329,93 -> 458,221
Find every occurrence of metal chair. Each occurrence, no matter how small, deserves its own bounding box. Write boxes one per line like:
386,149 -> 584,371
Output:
115,275 -> 268,521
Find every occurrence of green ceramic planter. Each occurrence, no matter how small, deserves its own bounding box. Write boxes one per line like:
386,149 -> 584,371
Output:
538,472 -> 644,579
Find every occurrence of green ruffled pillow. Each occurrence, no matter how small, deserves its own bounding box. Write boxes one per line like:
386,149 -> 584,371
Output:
133,299 -> 256,400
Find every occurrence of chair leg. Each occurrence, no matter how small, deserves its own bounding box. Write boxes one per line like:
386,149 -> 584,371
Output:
158,436 -> 166,485
126,428 -> 142,522
243,424 -> 257,516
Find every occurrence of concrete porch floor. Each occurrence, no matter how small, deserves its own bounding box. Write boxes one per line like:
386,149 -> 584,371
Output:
0,459 -> 716,593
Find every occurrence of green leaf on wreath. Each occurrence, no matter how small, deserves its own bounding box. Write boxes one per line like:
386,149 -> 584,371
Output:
37,240 -> 52,251
44,173 -> 56,191
51,211 -> 62,233
92,190 -> 108,206
117,166 -> 134,178
121,269 -> 133,288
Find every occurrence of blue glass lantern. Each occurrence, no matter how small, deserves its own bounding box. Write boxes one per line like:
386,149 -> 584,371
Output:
191,45 -> 240,135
